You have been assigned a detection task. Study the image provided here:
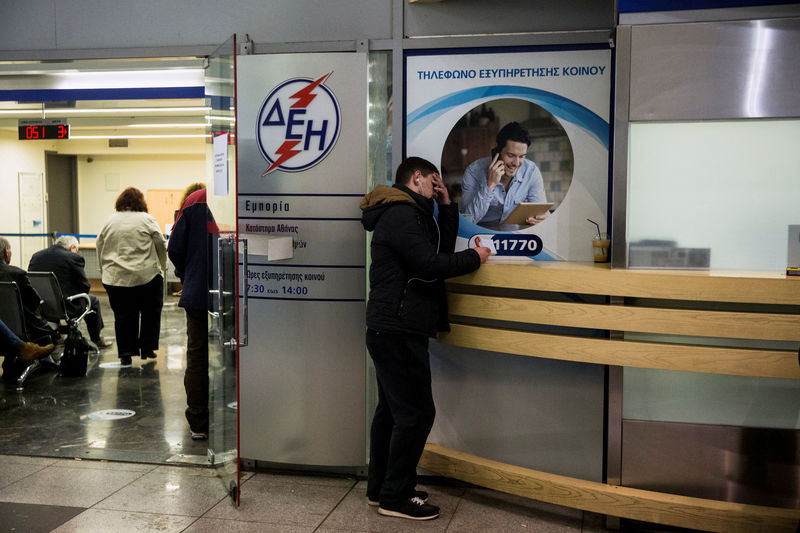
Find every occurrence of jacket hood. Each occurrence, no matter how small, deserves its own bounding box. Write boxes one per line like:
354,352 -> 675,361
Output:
360,184 -> 432,231
359,184 -> 413,210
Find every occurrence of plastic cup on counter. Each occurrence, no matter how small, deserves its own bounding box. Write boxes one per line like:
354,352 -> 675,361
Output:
592,233 -> 610,263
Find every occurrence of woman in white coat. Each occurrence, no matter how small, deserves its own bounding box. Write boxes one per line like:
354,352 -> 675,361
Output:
96,187 -> 167,366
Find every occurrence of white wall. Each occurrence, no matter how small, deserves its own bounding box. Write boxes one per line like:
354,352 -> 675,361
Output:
78,153 -> 205,244
0,0 -> 394,55
0,0 -> 616,59
0,129 -> 57,267
0,129 -> 206,252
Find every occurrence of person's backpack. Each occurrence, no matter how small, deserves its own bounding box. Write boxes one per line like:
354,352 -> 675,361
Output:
59,327 -> 90,377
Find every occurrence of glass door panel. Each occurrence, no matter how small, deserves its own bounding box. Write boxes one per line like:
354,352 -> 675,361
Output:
204,34 -> 239,504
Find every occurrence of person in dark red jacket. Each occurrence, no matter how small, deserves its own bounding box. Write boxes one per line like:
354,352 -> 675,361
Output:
360,157 -> 490,520
167,188 -> 217,441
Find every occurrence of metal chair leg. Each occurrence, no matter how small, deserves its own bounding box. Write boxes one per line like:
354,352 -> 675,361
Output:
16,360 -> 41,391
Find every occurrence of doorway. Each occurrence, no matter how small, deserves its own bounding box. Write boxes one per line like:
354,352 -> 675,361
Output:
45,152 -> 78,235
0,54 -> 238,487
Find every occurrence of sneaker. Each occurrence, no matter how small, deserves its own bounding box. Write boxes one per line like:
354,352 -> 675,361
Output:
368,489 -> 428,507
378,497 -> 439,520
191,431 -> 208,441
18,342 -> 55,362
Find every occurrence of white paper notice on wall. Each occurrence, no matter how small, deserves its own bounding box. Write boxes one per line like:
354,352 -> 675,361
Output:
245,234 -> 294,261
213,134 -> 229,196
268,236 -> 294,261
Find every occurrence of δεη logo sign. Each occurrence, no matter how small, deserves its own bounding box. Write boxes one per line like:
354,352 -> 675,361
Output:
256,73 -> 341,175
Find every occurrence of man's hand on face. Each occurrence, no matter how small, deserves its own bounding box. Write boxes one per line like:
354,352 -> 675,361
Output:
431,173 -> 450,205
486,152 -> 504,190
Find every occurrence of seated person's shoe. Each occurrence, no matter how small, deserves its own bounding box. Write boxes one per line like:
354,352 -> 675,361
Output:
92,337 -> 113,349
18,342 -> 55,362
119,356 -> 132,366
378,497 -> 439,520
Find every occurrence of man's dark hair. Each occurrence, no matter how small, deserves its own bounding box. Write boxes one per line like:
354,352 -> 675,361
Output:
115,187 -> 149,213
395,156 -> 439,186
496,121 -> 531,151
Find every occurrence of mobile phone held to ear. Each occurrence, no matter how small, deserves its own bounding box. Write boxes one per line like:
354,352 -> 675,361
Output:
491,147 -> 501,159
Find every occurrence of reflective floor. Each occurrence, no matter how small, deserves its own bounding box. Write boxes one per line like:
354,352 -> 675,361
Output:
0,293 -> 690,532
0,294 -> 209,463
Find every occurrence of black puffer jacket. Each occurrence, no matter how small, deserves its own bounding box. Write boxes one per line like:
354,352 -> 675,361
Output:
360,184 -> 481,338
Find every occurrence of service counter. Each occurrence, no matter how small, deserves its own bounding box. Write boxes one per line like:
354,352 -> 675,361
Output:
422,261 -> 800,533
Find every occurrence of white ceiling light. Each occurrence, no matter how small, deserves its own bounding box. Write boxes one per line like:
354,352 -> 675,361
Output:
71,134 -> 210,139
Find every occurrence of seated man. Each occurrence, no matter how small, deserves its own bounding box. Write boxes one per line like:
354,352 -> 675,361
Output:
28,236 -> 112,348
0,237 -> 58,346
460,121 -> 548,227
0,317 -> 54,371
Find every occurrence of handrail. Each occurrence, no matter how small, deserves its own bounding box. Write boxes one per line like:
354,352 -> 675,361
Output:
419,444 -> 800,533
430,261 -> 800,532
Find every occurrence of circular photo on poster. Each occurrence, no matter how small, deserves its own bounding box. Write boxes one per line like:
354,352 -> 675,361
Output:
440,98 -> 574,230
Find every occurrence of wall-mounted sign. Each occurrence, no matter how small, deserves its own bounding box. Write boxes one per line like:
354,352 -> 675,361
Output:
406,46 -> 611,261
237,53 -> 368,466
18,118 -> 70,140
256,73 -> 341,175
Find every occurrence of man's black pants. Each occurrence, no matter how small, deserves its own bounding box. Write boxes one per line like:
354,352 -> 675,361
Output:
366,328 -> 435,505
103,275 -> 163,358
184,307 -> 209,433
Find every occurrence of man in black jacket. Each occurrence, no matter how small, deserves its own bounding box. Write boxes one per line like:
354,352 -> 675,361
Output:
0,237 -> 58,345
360,157 -> 490,520
28,236 -> 111,347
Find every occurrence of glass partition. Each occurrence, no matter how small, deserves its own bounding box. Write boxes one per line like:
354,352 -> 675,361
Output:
365,50 -> 391,464
627,119 -> 800,271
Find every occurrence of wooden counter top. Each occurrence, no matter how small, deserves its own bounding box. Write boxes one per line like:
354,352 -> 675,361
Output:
449,261 -> 800,305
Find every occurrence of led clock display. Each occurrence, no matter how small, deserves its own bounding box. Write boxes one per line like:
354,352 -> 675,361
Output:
18,124 -> 70,140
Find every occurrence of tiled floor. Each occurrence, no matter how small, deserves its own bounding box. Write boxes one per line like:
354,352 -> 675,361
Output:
0,293 -> 689,532
0,294 -> 216,463
0,453 -> 627,532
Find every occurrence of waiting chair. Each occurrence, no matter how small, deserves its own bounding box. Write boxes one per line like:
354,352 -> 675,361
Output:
27,271 -> 97,353
0,281 -> 26,338
0,281 -> 58,390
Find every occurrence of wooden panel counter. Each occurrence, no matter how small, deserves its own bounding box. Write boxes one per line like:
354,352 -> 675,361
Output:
418,261 -> 800,532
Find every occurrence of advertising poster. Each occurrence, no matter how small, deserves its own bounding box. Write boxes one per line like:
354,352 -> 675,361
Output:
406,47 -> 611,261
236,53 -> 367,466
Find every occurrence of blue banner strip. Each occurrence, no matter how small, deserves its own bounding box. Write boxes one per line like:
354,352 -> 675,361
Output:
0,87 -> 204,102
238,217 -> 361,221
241,263 -> 365,268
1,233 -> 98,238
618,0 -> 796,12
240,296 -> 365,302
239,193 -> 364,197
